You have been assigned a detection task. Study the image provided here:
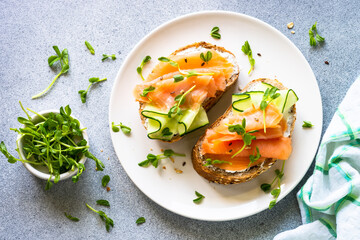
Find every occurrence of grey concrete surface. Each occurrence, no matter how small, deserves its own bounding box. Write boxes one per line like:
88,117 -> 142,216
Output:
0,0 -> 359,239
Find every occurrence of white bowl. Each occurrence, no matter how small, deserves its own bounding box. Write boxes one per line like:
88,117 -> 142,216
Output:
17,109 -> 89,181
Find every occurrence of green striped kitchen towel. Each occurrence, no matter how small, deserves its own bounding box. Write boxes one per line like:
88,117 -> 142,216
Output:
274,77 -> 360,240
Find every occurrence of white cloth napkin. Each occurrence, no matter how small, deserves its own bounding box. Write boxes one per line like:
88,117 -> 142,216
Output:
274,77 -> 360,240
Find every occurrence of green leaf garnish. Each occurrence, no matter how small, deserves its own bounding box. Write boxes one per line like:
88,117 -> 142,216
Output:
96,199 -> 110,207
173,74 -> 184,83
102,175 -> 110,187
228,119 -> 257,158
193,191 -> 205,204
259,87 -> 280,132
32,46 -> 69,99
137,55 -> 151,81
309,22 -> 325,46
86,203 -> 114,232
302,121 -> 313,128
210,26 -> 221,39
241,41 -> 255,74
248,146 -> 261,168
111,122 -> 131,134
167,85 -> 196,118
136,217 -> 146,224
78,77 -> 107,103
85,41 -> 95,55
161,127 -> 173,137
203,158 -> 232,166
140,86 -> 155,98
138,149 -> 185,168
200,51 -> 212,64
158,57 -> 214,78
64,212 -> 80,222
261,161 -> 285,209
102,54 -> 116,61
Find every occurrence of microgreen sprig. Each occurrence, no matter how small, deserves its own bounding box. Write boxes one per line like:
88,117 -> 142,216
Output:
64,212 -> 80,222
248,146 -> 261,168
210,26 -> 221,39
96,199 -> 110,207
241,41 -> 255,75
136,217 -> 146,224
86,203 -> 114,232
140,86 -> 155,98
200,51 -> 212,64
78,77 -> 107,103
228,118 -> 258,158
0,103 -> 104,190
309,22 -> 325,47
137,55 -> 151,81
193,191 -> 205,204
168,85 -> 196,118
138,149 -> 185,168
111,122 -> 131,134
102,175 -> 110,187
302,121 -> 313,128
203,158 -> 232,167
102,54 -> 116,61
260,87 -> 280,132
85,41 -> 95,55
32,46 -> 69,99
261,161 -> 285,209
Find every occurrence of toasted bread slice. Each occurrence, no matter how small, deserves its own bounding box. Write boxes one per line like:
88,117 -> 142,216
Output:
192,78 -> 296,184
139,42 -> 239,143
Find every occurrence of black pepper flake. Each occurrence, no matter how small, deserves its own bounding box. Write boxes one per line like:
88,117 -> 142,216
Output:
184,58 -> 187,63
229,149 -> 233,152
325,61 -> 329,65
170,91 -> 175,94
257,53 -> 262,57
182,162 -> 186,166
160,76 -> 163,80
201,62 -> 205,66
228,142 -> 233,146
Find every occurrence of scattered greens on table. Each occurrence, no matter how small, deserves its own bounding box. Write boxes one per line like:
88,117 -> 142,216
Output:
309,22 -> 325,46
85,41 -> 95,55
241,40 -> 255,74
64,212 -> 79,222
102,175 -> 110,187
86,203 -> 114,232
111,122 -> 131,134
0,102 -> 105,190
138,149 -> 185,168
136,217 -> 146,224
32,46 -> 69,99
193,191 -> 205,204
78,77 -> 107,103
96,199 -> 110,207
137,55 -> 151,81
260,161 -> 285,209
210,26 -> 221,39
302,121 -> 314,128
102,54 -> 116,61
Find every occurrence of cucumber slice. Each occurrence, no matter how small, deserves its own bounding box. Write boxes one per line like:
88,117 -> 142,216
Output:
251,82 -> 275,92
282,89 -> 298,113
187,107 -> 209,133
232,93 -> 252,112
178,108 -> 200,136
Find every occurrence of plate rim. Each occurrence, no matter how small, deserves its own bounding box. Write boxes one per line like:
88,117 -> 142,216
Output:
108,10 -> 323,221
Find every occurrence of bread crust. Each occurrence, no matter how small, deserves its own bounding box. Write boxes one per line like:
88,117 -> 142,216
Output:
191,78 -> 297,184
139,42 -> 240,143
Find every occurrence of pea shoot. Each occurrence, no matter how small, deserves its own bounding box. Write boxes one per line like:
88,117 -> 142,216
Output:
260,87 -> 280,132
228,118 -> 258,158
137,55 -> 151,81
86,203 -> 114,232
138,149 -> 185,168
78,77 -> 107,103
260,161 -> 285,209
111,122 -> 131,134
0,103 -> 105,190
32,46 -> 69,99
168,85 -> 196,118
309,22 -> 325,46
85,41 -> 95,55
302,121 -> 313,128
64,212 -> 80,222
193,191 -> 205,204
102,175 -> 110,187
140,86 -> 155,98
241,41 -> 255,74
248,147 -> 261,168
210,26 -> 221,39
136,217 -> 146,224
102,54 -> 116,61
200,51 -> 212,64
96,199 -> 110,207
203,158 -> 232,167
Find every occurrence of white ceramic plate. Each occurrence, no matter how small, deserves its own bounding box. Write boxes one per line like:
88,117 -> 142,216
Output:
109,11 -> 322,221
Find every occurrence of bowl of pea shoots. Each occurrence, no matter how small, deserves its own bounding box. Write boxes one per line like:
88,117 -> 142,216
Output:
0,102 -> 104,190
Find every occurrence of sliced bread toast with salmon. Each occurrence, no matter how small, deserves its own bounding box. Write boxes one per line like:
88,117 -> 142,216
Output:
134,42 -> 239,143
192,78 -> 297,184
